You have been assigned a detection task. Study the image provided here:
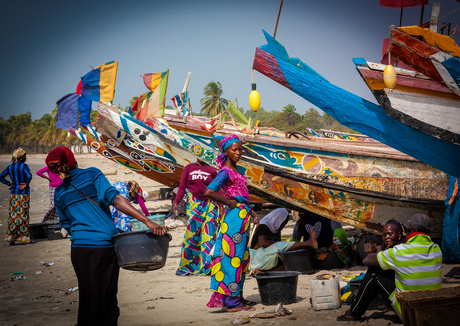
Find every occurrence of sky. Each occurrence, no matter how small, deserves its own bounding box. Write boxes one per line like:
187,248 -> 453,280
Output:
1,0 -> 459,121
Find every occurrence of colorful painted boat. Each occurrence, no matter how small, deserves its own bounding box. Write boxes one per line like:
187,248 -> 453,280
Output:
149,112 -> 448,238
70,127 -> 183,188
252,29 -> 460,179
389,26 -> 460,97
354,58 -> 460,145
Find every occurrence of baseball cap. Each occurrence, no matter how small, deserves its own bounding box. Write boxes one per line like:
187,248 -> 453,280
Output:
408,214 -> 431,231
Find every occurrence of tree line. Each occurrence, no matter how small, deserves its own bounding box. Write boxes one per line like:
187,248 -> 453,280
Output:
0,81 -> 354,154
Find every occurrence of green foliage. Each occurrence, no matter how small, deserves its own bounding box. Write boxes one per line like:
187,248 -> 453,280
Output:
199,81 -> 228,117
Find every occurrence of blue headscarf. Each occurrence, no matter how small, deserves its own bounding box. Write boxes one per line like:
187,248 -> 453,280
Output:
216,135 -> 241,168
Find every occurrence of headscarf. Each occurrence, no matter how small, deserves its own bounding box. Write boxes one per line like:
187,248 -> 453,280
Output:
216,134 -> 242,169
45,146 -> 78,179
127,180 -> 140,202
12,148 -> 26,163
259,208 -> 289,234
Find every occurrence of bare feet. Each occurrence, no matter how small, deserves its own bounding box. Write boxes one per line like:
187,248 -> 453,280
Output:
307,227 -> 318,249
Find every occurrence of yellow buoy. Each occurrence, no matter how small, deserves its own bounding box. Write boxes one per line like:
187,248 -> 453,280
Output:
383,65 -> 397,89
249,83 -> 260,112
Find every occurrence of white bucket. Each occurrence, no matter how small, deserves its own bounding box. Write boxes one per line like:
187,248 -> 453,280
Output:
310,274 -> 342,310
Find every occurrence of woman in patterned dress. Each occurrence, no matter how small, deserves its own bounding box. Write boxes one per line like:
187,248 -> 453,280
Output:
205,135 -> 259,312
0,148 -> 33,245
174,159 -> 219,276
111,180 -> 150,232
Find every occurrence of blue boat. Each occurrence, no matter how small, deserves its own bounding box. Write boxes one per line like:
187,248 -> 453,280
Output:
252,30 -> 460,179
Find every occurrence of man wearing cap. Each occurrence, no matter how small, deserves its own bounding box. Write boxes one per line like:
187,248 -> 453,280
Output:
338,214 -> 442,321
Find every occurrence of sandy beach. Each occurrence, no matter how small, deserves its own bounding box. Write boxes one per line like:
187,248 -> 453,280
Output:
0,153 -> 459,326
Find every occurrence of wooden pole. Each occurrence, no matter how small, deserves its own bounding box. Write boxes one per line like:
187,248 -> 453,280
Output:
420,5 -> 425,26
399,7 -> 404,27
273,0 -> 284,39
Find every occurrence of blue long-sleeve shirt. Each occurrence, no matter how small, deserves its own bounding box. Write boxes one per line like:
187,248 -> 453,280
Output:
54,167 -> 120,248
0,162 -> 32,195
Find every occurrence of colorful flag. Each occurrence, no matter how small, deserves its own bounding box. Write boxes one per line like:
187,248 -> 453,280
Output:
55,93 -> 79,130
171,93 -> 185,108
131,92 -> 150,116
80,61 -> 118,102
78,96 -> 92,127
135,69 -> 169,120
379,0 -> 428,8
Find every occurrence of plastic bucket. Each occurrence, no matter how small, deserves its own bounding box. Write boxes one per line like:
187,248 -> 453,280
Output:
254,271 -> 300,305
131,214 -> 166,231
112,230 -> 171,271
43,224 -> 64,240
278,248 -> 317,274
29,222 -> 51,240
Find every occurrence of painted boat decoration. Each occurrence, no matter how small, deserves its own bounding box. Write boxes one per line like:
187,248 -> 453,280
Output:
319,129 -> 377,142
389,26 -> 460,97
97,104 -> 267,204
70,127 -> 183,188
252,29 -> 460,179
354,58 -> 460,145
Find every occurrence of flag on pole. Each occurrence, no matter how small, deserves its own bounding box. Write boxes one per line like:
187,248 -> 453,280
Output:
134,69 -> 169,120
80,61 -> 118,102
171,92 -> 187,108
55,93 -> 79,130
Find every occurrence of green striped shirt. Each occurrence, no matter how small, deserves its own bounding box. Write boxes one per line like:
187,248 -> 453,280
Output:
377,234 -> 442,320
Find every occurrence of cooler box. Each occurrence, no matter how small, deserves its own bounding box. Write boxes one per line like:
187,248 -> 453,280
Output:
131,214 -> 166,231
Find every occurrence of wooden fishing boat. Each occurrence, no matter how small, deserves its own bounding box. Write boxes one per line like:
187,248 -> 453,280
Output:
70,127 -> 183,188
139,108 -> 449,238
354,58 -> 460,145
389,26 -> 460,97
252,29 -> 460,179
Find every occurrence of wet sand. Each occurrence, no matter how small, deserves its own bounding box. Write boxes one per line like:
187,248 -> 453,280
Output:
0,153 -> 459,326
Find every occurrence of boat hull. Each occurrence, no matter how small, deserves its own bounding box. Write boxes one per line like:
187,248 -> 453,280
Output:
354,59 -> 460,144
252,29 -> 460,179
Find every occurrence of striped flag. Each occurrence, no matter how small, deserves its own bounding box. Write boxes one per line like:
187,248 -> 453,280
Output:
134,70 -> 169,120
171,92 -> 187,108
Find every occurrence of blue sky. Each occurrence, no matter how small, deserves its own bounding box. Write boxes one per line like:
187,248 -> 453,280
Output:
1,0 -> 459,121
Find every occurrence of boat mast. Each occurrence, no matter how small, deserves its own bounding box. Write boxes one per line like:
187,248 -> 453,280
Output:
273,0 -> 283,39
181,72 -> 191,123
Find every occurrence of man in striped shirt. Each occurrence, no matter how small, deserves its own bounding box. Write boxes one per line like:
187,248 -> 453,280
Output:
338,214 -> 442,321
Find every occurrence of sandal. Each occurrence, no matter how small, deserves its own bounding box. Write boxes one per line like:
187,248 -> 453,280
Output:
337,311 -> 363,322
227,305 -> 256,313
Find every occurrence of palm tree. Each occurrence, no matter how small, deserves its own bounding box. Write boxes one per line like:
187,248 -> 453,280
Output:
200,81 -> 228,117
282,104 -> 297,126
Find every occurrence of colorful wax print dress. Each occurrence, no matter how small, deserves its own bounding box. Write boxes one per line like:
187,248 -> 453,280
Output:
111,181 -> 137,232
206,167 -> 252,308
177,163 -> 219,275
0,162 -> 32,243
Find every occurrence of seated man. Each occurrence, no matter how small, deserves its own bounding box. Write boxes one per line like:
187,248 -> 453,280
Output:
337,214 -> 443,321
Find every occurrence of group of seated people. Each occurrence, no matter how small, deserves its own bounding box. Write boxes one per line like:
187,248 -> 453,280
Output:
249,208 -> 443,323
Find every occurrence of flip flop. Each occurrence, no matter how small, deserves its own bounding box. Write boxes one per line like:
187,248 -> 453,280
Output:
227,305 -> 256,313
336,312 -> 363,322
